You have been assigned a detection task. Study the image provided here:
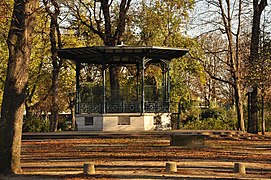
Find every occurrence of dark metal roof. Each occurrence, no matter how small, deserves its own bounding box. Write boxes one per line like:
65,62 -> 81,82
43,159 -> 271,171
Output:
57,46 -> 189,64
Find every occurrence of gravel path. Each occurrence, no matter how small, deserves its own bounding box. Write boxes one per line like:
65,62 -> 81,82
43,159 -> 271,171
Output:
1,131 -> 271,179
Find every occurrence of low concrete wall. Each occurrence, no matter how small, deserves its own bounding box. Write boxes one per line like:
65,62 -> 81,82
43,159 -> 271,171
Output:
76,113 -> 158,131
143,115 -> 155,131
76,114 -> 103,131
102,114 -> 146,131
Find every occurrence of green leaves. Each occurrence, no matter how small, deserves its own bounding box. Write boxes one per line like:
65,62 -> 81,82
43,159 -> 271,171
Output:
134,0 -> 194,46
0,0 -> 201,121
0,0 -> 13,108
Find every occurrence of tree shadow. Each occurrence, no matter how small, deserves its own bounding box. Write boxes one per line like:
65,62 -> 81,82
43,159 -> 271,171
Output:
0,173 -> 239,180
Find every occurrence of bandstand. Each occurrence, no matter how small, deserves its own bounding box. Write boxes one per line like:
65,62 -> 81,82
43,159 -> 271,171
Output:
58,46 -> 188,131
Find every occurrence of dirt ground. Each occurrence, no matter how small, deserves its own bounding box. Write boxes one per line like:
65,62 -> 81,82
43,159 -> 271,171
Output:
0,131 -> 271,180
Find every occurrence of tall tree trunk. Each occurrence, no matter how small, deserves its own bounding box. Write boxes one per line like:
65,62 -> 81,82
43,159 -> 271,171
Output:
51,65 -> 59,132
109,65 -> 121,102
79,0 -> 131,102
101,0 -> 120,102
218,0 -> 244,131
248,0 -> 267,134
261,94 -> 265,135
70,106 -> 76,130
235,84 -> 245,131
0,0 -> 38,174
44,0 -> 62,132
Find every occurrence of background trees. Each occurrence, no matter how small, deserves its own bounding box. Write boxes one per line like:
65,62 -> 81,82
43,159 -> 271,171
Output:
0,0 -> 269,137
0,0 -> 270,174
134,0 -> 194,46
6,0 -> 271,175
189,0 -> 270,132
192,0 -> 251,131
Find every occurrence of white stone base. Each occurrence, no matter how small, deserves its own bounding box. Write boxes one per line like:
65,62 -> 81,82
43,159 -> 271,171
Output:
76,113 -> 170,131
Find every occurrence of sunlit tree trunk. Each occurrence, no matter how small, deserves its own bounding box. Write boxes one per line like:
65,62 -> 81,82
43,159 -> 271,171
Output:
70,105 -> 76,130
235,83 -> 245,131
0,0 -> 38,174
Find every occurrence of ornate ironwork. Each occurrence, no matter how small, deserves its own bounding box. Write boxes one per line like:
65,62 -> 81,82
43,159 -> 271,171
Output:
124,102 -> 140,112
107,102 -> 122,113
76,101 -> 168,114
145,101 -> 169,113
78,102 -> 101,114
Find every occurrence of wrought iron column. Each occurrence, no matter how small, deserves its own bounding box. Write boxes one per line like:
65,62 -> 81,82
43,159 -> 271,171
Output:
162,63 -> 167,106
167,62 -> 171,112
102,63 -> 106,114
75,62 -> 81,114
141,59 -> 145,114
161,59 -> 170,112
136,63 -> 140,101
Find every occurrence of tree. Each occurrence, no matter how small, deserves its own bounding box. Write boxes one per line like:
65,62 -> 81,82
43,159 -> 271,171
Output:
258,16 -> 271,134
135,0 -> 194,46
43,0 -> 63,132
65,0 -> 132,100
24,14 -> 51,118
22,4 -> 82,132
247,0 -> 267,134
0,0 -> 39,174
258,35 -> 271,135
134,0 -> 199,105
23,6 -> 54,131
192,0 -> 248,131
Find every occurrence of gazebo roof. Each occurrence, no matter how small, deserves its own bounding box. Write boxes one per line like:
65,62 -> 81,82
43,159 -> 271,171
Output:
57,46 -> 189,64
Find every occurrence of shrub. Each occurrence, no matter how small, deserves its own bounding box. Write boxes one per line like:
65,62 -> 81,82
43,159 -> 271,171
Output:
23,115 -> 50,133
183,117 -> 233,130
184,106 -> 202,122
201,107 -> 226,120
57,115 -> 72,131
263,115 -> 271,132
183,107 -> 237,130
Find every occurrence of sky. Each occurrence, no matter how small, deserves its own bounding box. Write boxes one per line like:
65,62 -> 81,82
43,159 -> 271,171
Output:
187,0 -> 271,38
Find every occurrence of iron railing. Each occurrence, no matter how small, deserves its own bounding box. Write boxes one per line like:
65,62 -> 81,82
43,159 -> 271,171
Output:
76,101 -> 169,114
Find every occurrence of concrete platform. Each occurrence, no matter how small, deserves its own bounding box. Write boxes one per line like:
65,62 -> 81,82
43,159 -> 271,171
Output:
74,113 -> 171,131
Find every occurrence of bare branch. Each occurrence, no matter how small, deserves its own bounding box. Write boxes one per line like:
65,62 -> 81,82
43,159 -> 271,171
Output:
259,0 -> 267,12
191,52 -> 235,86
94,1 -> 102,34
100,0 -> 112,44
67,1 -> 105,41
113,0 -> 132,43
